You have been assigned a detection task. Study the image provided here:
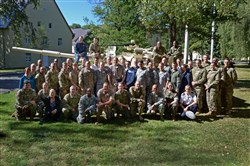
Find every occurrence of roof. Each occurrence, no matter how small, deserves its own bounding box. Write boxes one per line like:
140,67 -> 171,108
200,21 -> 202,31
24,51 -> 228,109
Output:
72,28 -> 91,43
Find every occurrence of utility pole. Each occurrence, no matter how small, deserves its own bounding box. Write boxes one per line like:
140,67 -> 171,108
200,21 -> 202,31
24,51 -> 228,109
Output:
184,25 -> 189,64
210,2 -> 216,62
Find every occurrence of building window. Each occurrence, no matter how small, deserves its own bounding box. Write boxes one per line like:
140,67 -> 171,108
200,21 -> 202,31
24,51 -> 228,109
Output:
38,21 -> 41,27
42,36 -> 48,45
58,38 -> 62,46
25,53 -> 31,62
49,23 -> 52,28
25,36 -> 31,44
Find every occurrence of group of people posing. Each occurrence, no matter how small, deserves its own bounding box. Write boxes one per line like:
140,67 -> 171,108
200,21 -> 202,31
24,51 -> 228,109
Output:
15,38 -> 238,123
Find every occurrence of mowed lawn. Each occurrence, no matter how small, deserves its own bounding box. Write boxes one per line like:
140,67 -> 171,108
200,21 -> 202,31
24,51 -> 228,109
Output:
0,66 -> 249,166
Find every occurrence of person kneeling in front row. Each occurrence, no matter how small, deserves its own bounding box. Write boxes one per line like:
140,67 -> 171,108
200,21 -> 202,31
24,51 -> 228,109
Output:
77,88 -> 98,124
179,85 -> 197,119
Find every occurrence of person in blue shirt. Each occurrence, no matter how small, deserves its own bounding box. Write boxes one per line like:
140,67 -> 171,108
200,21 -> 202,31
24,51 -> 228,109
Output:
74,36 -> 88,64
124,60 -> 137,90
19,67 -> 36,90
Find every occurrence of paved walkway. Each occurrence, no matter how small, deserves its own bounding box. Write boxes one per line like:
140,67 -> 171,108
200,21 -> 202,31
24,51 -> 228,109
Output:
0,72 -> 23,94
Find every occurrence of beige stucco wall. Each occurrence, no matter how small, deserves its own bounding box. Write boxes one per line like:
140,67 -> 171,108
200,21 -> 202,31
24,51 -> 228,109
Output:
2,0 -> 73,69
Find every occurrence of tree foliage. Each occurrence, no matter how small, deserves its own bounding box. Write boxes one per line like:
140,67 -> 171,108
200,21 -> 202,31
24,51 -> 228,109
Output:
91,0 -> 149,54
218,0 -> 250,59
70,23 -> 81,29
136,0 -> 244,54
0,0 -> 40,45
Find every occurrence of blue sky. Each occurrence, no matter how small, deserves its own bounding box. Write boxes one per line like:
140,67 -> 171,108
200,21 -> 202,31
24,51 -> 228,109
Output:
55,0 -> 99,26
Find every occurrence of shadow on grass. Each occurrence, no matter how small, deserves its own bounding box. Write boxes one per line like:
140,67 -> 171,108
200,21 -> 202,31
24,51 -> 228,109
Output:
8,121 -> 130,141
235,79 -> 250,89
233,96 -> 250,108
231,109 -> 250,118
0,101 -> 8,105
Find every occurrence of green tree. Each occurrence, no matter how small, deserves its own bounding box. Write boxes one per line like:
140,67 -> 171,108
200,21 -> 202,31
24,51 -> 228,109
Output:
91,0 -> 149,54
136,0 -> 243,54
70,23 -> 81,29
0,0 -> 40,45
218,0 -> 250,60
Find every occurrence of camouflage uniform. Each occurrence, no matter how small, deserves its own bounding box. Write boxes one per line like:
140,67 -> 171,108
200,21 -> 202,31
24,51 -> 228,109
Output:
77,94 -> 98,123
114,89 -> 131,118
97,88 -> 114,121
146,67 -> 158,95
35,73 -> 45,93
202,62 -> 211,71
170,69 -> 181,93
62,93 -> 81,120
163,88 -> 178,119
136,68 -> 149,97
192,66 -> 207,113
153,46 -> 166,65
129,86 -> 145,118
206,67 -> 220,113
110,64 -> 125,84
221,67 -> 237,113
69,70 -> 79,87
158,70 -> 169,92
58,69 -> 71,98
147,91 -> 165,118
79,67 -> 96,94
37,89 -> 49,118
95,69 -> 108,95
45,70 -> 59,93
89,43 -> 101,57
15,88 -> 37,120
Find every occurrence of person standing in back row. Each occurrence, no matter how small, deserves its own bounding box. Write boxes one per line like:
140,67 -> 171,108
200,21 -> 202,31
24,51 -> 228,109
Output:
74,36 -> 88,64
192,59 -> 207,115
220,58 -> 237,115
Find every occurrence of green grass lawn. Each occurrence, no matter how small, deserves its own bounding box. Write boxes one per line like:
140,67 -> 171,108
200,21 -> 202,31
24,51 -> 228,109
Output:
0,66 -> 250,166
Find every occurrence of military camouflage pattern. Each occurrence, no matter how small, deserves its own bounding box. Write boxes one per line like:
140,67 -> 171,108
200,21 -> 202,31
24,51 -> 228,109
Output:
62,93 -> 81,120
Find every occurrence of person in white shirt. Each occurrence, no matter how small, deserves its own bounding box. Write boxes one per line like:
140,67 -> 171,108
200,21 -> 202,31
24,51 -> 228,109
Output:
179,85 -> 197,118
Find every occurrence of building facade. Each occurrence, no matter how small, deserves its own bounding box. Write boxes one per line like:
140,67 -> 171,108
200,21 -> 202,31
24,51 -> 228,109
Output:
0,0 -> 73,69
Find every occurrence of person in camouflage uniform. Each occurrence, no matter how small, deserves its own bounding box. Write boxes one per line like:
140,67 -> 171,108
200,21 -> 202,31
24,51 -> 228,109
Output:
79,61 -> 96,94
146,61 -> 158,96
97,82 -> 114,122
192,59 -> 207,114
147,84 -> 165,120
114,83 -> 131,119
202,54 -> 211,70
45,62 -> 59,94
62,85 -> 81,121
170,62 -> 181,93
153,41 -> 166,65
35,66 -> 46,93
220,58 -> 237,114
66,58 -> 73,73
136,60 -> 149,98
37,82 -> 49,120
89,37 -> 101,58
212,58 -> 222,114
77,88 -> 98,124
157,62 -> 170,92
95,61 -> 109,96
204,62 -> 220,116
58,62 -> 71,98
163,82 -> 178,120
129,81 -> 145,121
15,80 -> 37,121
110,57 -> 125,87
69,62 -> 80,92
